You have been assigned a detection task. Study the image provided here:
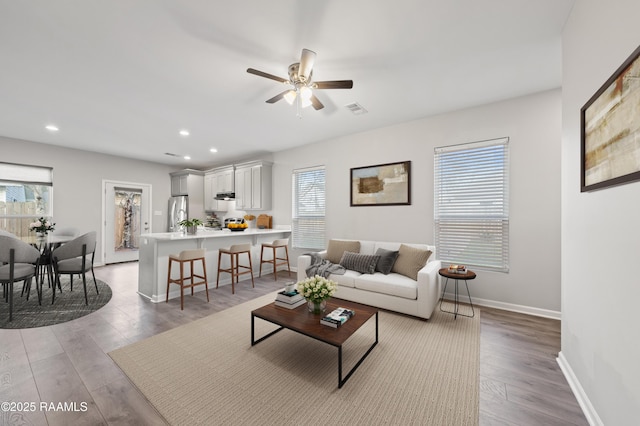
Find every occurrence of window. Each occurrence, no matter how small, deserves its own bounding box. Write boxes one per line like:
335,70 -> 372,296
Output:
0,162 -> 53,237
434,137 -> 509,272
292,166 -> 325,250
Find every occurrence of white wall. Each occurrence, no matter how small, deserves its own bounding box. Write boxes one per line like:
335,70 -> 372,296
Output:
561,1 -> 640,424
272,89 -> 562,314
0,136 -> 175,264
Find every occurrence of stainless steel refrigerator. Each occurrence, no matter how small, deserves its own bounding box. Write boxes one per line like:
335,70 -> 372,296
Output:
168,195 -> 188,232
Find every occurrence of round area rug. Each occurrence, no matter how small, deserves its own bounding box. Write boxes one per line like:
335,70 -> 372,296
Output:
0,277 -> 112,329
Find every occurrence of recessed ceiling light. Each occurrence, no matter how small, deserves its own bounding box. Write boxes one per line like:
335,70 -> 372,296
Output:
179,129 -> 190,136
210,148 -> 218,153
183,155 -> 191,160
45,124 -> 59,132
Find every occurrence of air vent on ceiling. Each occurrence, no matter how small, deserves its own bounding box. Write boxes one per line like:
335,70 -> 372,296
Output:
345,102 -> 368,115
164,152 -> 181,157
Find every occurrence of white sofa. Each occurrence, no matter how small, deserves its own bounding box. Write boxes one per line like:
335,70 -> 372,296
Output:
297,240 -> 441,320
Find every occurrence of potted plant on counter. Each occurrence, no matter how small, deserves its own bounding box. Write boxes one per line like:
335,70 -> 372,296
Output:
177,218 -> 203,235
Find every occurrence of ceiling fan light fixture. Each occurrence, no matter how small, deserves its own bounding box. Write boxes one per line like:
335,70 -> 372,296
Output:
299,86 -> 312,100
283,90 -> 297,105
300,96 -> 313,109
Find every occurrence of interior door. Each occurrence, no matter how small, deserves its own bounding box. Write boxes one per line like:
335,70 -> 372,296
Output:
103,180 -> 151,264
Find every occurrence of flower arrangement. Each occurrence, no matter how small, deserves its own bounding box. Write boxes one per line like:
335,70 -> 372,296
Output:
29,217 -> 56,235
296,275 -> 338,303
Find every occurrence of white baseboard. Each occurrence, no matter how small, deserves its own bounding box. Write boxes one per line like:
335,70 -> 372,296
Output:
296,264 -> 558,320
441,293 -> 561,319
557,352 -> 603,426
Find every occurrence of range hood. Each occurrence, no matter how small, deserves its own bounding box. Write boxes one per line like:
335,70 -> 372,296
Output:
215,191 -> 235,200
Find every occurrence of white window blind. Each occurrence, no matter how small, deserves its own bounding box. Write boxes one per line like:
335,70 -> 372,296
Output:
434,137 -> 510,272
292,166 -> 325,250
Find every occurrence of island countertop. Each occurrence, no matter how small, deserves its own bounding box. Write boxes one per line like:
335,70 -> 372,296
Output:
138,226 -> 292,303
141,226 -> 291,241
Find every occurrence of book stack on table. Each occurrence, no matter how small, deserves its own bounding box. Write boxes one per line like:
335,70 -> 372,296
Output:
448,264 -> 468,274
321,307 -> 356,328
274,289 -> 306,309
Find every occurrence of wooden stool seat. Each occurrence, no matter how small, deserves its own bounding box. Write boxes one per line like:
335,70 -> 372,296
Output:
166,248 -> 209,310
259,238 -> 291,281
217,243 -> 254,294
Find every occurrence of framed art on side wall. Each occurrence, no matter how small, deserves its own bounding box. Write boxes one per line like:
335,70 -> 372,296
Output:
350,161 -> 411,206
581,43 -> 640,192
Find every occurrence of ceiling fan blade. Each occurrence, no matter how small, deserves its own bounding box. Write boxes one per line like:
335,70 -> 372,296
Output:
265,90 -> 290,104
310,94 -> 324,110
298,49 -> 316,82
314,80 -> 354,89
247,68 -> 289,84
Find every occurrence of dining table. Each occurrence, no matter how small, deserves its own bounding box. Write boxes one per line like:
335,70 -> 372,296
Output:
20,234 -> 75,296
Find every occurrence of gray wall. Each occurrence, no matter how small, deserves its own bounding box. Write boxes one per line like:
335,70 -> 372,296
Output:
0,136 -> 175,264
561,1 -> 640,424
272,89 -> 562,315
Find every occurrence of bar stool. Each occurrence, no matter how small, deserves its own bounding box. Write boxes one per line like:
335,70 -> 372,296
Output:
216,243 -> 254,294
166,248 -> 209,310
259,238 -> 291,281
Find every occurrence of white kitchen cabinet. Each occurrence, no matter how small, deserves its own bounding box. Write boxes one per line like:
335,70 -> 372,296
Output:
169,169 -> 205,220
170,169 -> 204,198
234,161 -> 272,210
217,167 -> 234,192
171,173 -> 189,196
203,173 -> 216,211
204,166 -> 235,211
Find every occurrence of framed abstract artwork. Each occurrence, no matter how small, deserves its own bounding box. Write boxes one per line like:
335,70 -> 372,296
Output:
350,161 -> 411,206
581,43 -> 640,192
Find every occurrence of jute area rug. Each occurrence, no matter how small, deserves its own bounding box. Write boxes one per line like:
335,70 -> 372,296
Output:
0,277 -> 112,329
110,293 -> 480,426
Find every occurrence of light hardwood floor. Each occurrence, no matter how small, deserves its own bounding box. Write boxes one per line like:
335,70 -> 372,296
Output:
0,262 -> 587,425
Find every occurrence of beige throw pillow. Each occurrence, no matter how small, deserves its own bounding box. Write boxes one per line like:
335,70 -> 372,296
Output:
326,240 -> 361,264
392,244 -> 432,280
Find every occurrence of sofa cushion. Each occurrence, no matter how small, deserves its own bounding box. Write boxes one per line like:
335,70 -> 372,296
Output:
340,251 -> 380,275
326,240 -> 360,264
329,269 -> 360,288
392,244 -> 432,280
354,273 -> 418,300
375,248 -> 399,274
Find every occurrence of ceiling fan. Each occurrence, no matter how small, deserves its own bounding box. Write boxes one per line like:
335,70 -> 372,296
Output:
247,49 -> 353,113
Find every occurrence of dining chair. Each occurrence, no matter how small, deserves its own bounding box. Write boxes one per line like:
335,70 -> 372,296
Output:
0,235 -> 41,321
51,231 -> 98,305
0,230 -> 18,238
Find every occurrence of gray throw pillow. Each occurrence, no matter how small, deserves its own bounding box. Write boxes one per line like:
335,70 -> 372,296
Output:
375,248 -> 400,274
340,251 -> 380,274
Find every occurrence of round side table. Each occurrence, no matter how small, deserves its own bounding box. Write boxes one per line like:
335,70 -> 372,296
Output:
438,268 -> 476,319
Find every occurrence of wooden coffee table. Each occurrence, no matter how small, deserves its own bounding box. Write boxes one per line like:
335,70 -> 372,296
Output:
251,298 -> 378,388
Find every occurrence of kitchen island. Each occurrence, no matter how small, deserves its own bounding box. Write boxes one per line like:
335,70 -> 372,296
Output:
138,227 -> 291,302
